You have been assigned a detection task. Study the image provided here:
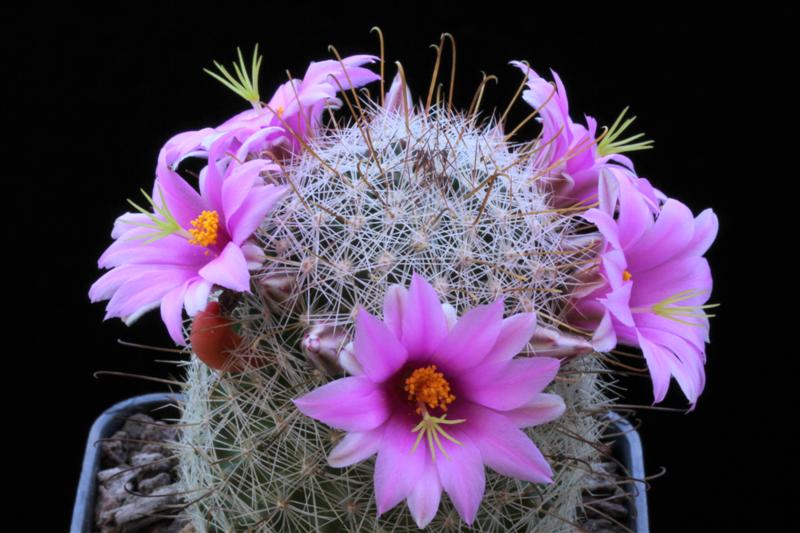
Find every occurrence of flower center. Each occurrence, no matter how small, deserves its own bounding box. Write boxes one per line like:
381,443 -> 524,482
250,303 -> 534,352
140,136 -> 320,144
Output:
404,365 -> 455,415
188,210 -> 219,248
623,270 -> 633,282
404,365 -> 465,461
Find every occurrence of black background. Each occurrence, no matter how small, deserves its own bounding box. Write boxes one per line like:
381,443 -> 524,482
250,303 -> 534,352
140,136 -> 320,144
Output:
9,5 -> 787,531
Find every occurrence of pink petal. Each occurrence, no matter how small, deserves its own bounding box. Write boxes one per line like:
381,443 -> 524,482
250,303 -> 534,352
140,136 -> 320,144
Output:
629,257 -> 711,309
433,299 -> 505,371
90,265 -> 142,303
227,183 -> 287,245
400,274 -> 449,359
221,159 -> 268,217
183,279 -> 213,317
98,229 -> 208,269
298,84 -> 338,105
103,266 -> 195,321
406,454 -> 442,529
218,107 -> 269,132
302,55 -> 379,91
678,208 -> 719,260
354,309 -> 408,382
198,134 -> 237,210
198,242 -> 251,292
510,61 -> 558,114
592,311 -> 618,352
638,328 -> 706,406
435,430 -> 485,525
583,208 -> 621,250
385,72 -> 413,112
153,162 -> 206,228
161,281 -> 190,344
598,166 -> 621,215
459,357 -> 560,411
374,413 -> 428,515
382,284 -> 407,339
504,393 -> 566,428
110,212 -> 151,240
293,377 -> 391,432
616,176 -> 654,249
328,427 -> 384,467
267,80 -> 301,118
601,248 -> 628,290
600,283 -> 635,328
465,403 -> 553,484
331,66 -> 381,91
549,69 -> 571,119
234,127 -> 284,160
598,166 -> 661,216
636,331 -> 673,403
160,128 -> 214,168
625,199 -> 695,272
482,312 -> 537,364
633,311 -> 708,351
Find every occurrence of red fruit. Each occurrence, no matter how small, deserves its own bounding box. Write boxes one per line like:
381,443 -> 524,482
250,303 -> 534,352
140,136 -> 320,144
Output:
189,301 -> 243,371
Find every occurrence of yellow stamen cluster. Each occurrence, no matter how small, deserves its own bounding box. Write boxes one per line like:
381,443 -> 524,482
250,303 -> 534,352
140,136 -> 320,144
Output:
623,270 -> 633,282
188,210 -> 220,248
404,365 -> 455,414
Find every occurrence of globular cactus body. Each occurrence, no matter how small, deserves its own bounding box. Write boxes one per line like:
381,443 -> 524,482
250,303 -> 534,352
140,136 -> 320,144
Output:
175,102 -> 611,532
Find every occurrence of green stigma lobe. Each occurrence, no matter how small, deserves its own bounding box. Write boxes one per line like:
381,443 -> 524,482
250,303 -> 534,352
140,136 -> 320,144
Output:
204,45 -> 263,105
597,106 -> 654,156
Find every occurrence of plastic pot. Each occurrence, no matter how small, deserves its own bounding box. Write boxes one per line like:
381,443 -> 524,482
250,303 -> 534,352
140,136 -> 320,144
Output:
71,393 -> 182,532
72,394 -> 649,532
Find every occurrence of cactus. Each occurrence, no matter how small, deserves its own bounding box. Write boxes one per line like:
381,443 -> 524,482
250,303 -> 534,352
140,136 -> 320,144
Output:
174,99 -> 614,531
91,33 -> 718,531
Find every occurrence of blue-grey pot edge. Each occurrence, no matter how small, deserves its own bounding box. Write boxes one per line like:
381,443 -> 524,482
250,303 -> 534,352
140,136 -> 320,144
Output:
72,394 -> 649,532
606,411 -> 649,533
70,392 -> 182,533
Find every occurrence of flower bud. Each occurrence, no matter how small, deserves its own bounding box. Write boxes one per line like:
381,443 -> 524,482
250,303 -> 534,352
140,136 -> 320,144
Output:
337,341 -> 363,376
532,325 -> 594,358
302,324 -> 349,375
259,272 -> 296,302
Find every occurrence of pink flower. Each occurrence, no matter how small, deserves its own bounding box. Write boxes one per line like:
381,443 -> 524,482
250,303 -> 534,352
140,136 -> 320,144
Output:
384,71 -> 413,112
162,55 -> 379,170
293,275 -> 564,528
89,149 -> 288,345
511,61 -> 652,208
571,178 -> 718,406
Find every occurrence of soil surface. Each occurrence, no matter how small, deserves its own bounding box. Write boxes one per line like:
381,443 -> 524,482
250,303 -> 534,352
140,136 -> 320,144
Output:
94,412 -> 192,533
580,458 -> 636,532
